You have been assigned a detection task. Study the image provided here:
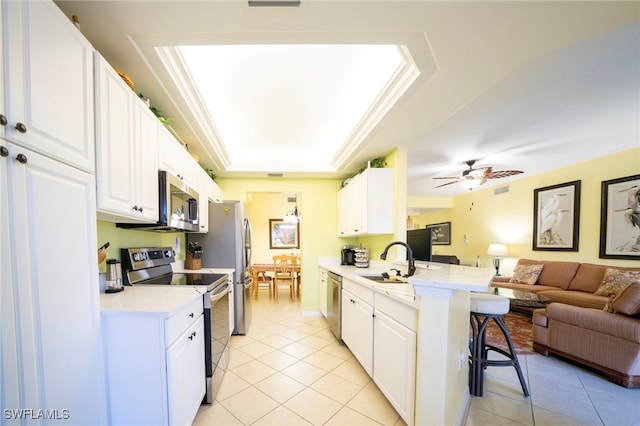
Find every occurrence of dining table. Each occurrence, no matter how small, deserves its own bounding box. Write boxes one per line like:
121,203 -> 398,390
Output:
251,262 -> 301,298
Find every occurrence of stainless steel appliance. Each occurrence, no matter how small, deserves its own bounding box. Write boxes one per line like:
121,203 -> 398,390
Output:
341,246 -> 356,265
117,170 -> 199,232
327,271 -> 342,340
188,201 -> 253,335
104,258 -> 123,293
120,247 -> 229,403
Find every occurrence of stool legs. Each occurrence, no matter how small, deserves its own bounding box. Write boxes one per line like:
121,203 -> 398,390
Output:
469,312 -> 530,397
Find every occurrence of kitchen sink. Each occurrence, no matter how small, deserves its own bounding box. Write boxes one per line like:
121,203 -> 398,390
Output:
360,275 -> 409,284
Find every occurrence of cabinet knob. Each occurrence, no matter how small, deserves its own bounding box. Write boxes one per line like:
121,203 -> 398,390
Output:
16,153 -> 27,164
15,122 -> 27,133
0,114 -> 6,126
0,146 -> 8,158
189,312 -> 194,318
138,207 -> 143,213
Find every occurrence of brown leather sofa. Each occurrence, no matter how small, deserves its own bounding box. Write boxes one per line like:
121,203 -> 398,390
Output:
491,259 -> 640,310
532,302 -> 640,388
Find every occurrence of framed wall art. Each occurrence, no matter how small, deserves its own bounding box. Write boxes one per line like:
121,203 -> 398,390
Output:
269,219 -> 300,249
533,180 -> 581,251
599,174 -> 640,259
426,222 -> 451,245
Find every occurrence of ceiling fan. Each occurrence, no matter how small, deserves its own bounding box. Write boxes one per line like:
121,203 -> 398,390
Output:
433,160 -> 524,189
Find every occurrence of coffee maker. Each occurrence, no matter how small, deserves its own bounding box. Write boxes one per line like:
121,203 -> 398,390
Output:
341,246 -> 356,265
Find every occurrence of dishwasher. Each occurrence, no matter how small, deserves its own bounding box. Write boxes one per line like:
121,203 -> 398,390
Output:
327,271 -> 343,340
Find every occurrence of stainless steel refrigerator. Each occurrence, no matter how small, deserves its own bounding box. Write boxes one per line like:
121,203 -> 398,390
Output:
188,201 -> 253,334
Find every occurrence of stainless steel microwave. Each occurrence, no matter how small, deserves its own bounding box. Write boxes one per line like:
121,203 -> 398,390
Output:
117,170 -> 199,232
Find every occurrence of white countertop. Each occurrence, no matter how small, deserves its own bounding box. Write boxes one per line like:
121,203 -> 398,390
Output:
100,264 -> 234,317
100,286 -> 206,317
319,259 -> 494,306
318,260 -> 418,307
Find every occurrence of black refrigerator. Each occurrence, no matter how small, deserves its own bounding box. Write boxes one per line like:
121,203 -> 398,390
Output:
188,201 -> 253,334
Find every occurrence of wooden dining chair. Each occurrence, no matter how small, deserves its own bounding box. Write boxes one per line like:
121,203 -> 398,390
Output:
272,255 -> 298,300
252,266 -> 273,299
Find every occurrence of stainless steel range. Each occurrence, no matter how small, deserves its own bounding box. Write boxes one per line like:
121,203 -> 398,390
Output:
121,247 -> 230,404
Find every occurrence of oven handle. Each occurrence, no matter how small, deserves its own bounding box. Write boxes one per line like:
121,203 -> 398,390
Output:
210,282 -> 230,303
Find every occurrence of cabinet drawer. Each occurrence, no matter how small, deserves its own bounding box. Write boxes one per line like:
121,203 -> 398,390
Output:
166,296 -> 204,345
375,294 -> 418,332
343,278 -> 373,305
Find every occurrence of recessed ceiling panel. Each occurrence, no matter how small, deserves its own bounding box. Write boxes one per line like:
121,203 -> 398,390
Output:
178,44 -> 405,172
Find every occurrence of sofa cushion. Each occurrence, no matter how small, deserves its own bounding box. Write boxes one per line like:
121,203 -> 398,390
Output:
568,263 -> 609,293
612,283 -> 640,316
595,268 -> 640,297
536,290 -> 608,310
545,303 -> 640,343
517,259 -> 580,289
509,264 -> 544,285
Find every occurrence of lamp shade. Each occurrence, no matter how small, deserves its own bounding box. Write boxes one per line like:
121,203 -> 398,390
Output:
487,243 -> 508,256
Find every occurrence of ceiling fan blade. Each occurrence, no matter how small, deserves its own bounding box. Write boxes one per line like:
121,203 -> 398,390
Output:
434,180 -> 461,188
487,170 -> 524,179
433,176 -> 459,180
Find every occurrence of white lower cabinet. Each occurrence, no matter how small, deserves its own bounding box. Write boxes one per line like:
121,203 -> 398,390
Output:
373,297 -> 417,425
341,279 -> 374,375
340,278 -> 417,425
102,296 -> 205,425
166,316 -> 206,425
319,268 -> 328,318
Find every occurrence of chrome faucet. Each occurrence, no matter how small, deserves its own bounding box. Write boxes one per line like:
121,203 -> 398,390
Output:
380,241 -> 416,277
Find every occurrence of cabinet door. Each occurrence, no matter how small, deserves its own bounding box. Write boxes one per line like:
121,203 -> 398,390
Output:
4,1 -> 95,172
6,142 -> 106,424
319,269 -> 328,318
374,309 -> 416,424
95,53 -> 136,217
159,127 -> 196,188
341,288 -> 373,375
0,141 -> 21,416
133,103 -> 159,222
167,315 -> 206,426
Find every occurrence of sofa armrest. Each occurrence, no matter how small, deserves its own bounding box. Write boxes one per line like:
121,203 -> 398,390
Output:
546,303 -> 640,343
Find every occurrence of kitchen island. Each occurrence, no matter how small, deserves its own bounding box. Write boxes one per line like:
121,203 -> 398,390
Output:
319,260 -> 494,426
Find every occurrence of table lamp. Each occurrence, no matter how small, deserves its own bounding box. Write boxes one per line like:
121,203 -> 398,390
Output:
487,243 -> 508,276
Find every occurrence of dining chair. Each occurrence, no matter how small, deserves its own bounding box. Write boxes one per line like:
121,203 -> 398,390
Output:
272,255 -> 298,300
252,266 -> 273,299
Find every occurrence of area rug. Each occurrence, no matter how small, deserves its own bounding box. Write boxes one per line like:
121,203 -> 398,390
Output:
472,311 -> 535,355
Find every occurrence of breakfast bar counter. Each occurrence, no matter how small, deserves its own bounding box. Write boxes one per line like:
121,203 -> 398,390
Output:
320,259 -> 494,425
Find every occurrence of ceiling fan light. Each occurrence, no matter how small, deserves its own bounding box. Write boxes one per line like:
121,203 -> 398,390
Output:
459,179 -> 482,189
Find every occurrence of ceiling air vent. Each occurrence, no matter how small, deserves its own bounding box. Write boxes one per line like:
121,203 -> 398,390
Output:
248,0 -> 300,7
494,185 -> 510,195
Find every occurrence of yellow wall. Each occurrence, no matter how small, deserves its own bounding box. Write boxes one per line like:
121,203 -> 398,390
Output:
410,147 -> 640,274
217,177 -> 344,312
96,221 -> 185,273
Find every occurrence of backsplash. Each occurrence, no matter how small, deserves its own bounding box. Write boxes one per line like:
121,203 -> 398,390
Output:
97,221 -> 186,273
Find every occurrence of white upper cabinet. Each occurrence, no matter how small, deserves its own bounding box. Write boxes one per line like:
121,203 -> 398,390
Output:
159,126 -> 198,189
3,0 -> 95,172
338,167 -> 394,237
94,53 -> 159,222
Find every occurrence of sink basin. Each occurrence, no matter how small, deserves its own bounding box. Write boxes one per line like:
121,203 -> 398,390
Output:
360,275 -> 408,284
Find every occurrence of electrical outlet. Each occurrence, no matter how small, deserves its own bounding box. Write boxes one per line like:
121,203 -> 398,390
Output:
458,351 -> 467,370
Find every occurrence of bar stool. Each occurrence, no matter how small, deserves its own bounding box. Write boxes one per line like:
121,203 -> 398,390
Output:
469,292 -> 530,397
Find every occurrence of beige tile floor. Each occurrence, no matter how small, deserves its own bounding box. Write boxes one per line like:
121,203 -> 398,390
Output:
194,291 -> 640,426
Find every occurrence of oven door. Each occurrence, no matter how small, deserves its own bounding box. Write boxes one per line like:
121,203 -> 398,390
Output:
204,282 -> 230,403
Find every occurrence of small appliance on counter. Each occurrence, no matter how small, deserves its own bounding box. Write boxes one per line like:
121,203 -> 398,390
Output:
341,245 -> 356,265
105,258 -> 123,293
354,247 -> 369,268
